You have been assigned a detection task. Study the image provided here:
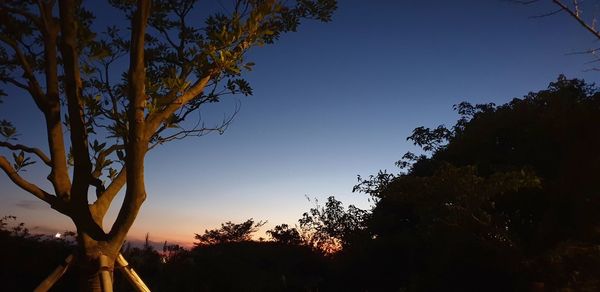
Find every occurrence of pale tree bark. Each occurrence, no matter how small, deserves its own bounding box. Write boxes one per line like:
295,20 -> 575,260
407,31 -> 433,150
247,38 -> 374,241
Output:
63,0 -> 151,290
57,0 -> 111,289
108,0 -> 151,252
39,0 -> 72,200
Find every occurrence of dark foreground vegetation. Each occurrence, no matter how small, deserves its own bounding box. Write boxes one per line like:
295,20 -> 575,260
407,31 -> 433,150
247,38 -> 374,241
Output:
2,76 -> 599,291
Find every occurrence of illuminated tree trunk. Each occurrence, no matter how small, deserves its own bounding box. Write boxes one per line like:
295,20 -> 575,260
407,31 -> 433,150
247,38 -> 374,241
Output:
76,237 -> 116,292
69,0 -> 151,289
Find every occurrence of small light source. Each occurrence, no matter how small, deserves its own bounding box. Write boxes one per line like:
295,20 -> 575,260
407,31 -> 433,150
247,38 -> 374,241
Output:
55,232 -> 61,238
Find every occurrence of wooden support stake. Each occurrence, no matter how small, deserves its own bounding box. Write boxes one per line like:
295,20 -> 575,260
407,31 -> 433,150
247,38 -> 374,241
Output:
116,253 -> 151,292
99,254 -> 113,292
34,254 -> 74,292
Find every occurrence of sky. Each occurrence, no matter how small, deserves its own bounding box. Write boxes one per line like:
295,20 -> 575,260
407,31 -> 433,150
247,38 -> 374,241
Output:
1,0 -> 600,247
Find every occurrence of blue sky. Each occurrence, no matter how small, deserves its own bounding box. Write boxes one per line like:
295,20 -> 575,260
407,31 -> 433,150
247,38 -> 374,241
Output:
1,0 -> 599,245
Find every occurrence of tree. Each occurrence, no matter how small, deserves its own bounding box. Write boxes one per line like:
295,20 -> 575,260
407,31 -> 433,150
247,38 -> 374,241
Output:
349,76 -> 600,290
515,0 -> 600,66
194,218 -> 265,246
513,0 -> 600,38
0,0 -> 336,290
266,223 -> 302,245
299,196 -> 370,253
550,0 -> 600,40
426,76 -> 600,252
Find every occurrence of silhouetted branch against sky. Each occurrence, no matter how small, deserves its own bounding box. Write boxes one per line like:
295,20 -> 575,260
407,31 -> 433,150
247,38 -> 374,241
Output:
551,0 -> 600,40
511,0 -> 600,67
511,0 -> 600,38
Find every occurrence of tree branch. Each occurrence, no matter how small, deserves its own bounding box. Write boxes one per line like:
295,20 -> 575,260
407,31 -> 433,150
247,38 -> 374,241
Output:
59,0 -> 93,201
0,34 -> 47,111
0,155 -> 65,212
552,0 -> 600,40
1,77 -> 29,91
0,4 -> 42,28
506,0 -> 542,4
529,8 -> 563,19
108,0 -> 151,247
90,168 -> 126,217
24,0 -> 72,199
92,144 -> 124,178
145,73 -> 214,138
0,141 -> 52,166
150,103 -> 239,149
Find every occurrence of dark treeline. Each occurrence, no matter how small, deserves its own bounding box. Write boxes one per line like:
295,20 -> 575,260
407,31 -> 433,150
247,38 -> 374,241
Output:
2,76 -> 599,291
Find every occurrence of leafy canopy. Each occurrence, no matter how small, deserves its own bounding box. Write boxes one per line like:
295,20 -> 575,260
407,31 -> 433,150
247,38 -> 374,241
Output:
194,218 -> 266,246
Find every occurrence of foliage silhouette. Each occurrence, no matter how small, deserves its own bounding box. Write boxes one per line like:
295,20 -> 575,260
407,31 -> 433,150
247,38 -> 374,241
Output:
299,196 -> 370,253
0,216 -> 77,291
1,217 -> 330,291
267,224 -> 303,245
194,218 -> 266,246
343,75 -> 600,291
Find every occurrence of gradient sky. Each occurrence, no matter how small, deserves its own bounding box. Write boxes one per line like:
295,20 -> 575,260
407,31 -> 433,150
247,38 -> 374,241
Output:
1,0 -> 600,247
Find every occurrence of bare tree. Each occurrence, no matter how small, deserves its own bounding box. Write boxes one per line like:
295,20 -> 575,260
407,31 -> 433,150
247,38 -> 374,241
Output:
0,0 -> 336,290
514,0 -> 600,67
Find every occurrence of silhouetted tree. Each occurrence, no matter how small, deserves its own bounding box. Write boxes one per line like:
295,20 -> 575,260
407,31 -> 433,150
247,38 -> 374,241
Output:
0,216 -> 77,291
1,216 -> 333,291
514,0 -> 600,67
0,0 -> 336,289
267,224 -> 302,245
194,218 -> 266,246
299,196 -> 370,253
521,0 -> 600,38
345,75 -> 600,291
189,219 -> 328,291
162,240 -> 186,262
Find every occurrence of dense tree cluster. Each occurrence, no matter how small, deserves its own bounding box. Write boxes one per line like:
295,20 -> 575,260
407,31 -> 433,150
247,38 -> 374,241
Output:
339,75 -> 600,291
194,219 -> 266,246
2,76 -> 599,291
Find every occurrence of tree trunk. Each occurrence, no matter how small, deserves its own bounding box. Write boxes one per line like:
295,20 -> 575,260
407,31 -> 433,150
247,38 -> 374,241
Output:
76,233 -> 118,292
